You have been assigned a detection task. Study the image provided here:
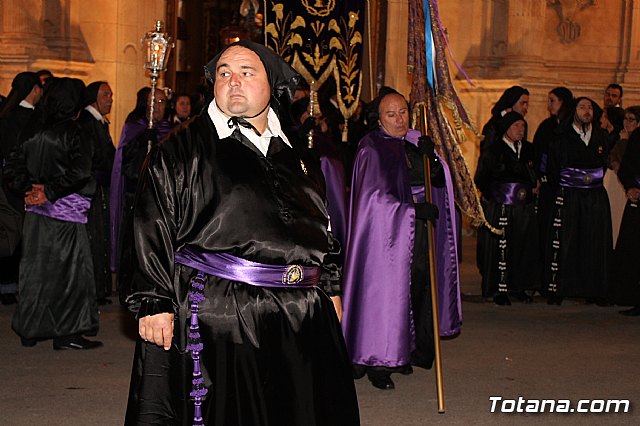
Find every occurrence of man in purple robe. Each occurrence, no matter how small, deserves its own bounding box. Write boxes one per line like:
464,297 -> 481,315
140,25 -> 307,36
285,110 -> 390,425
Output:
109,87 -> 171,277
341,87 -> 461,390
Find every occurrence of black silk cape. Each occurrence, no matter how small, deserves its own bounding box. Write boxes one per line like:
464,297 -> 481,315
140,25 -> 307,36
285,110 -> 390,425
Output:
475,140 -> 540,297
122,110 -> 360,425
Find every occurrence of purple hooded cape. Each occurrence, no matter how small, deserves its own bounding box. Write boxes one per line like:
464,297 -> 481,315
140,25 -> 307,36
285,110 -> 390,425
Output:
109,117 -> 171,271
341,128 -> 461,367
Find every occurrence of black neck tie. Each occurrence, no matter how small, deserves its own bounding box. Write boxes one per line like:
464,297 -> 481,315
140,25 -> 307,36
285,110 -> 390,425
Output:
227,116 -> 261,136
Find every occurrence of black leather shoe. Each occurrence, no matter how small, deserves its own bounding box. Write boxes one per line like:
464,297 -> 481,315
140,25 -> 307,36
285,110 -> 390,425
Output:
53,336 -> 103,350
352,364 -> 367,379
400,364 -> 414,375
547,294 -> 563,306
511,291 -> 533,304
619,306 -> 640,316
367,372 -> 395,390
493,293 -> 511,306
20,337 -> 37,347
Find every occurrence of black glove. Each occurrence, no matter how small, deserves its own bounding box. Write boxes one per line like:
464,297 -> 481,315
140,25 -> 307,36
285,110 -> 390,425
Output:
414,201 -> 439,224
418,135 -> 436,159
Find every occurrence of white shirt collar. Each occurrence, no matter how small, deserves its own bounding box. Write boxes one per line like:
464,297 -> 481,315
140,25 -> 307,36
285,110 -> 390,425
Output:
572,122 -> 592,145
502,136 -> 521,158
207,99 -> 291,156
85,104 -> 106,123
19,100 -> 35,110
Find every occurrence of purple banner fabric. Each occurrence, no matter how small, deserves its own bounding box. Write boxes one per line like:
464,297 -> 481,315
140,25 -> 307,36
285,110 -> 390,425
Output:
109,117 -> 171,271
25,193 -> 91,224
559,167 -> 604,189
341,128 -> 461,367
174,245 -> 320,288
320,156 -> 348,252
490,182 -> 533,206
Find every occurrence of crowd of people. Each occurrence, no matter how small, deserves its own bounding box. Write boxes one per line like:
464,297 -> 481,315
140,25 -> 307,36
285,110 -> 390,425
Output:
0,44 -> 638,424
475,83 -> 640,315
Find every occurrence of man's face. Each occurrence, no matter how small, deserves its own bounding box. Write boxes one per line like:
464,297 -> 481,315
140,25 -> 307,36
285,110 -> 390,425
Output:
214,46 -> 271,119
174,95 -> 191,119
378,93 -> 409,138
574,99 -> 593,125
147,89 -> 167,123
604,87 -> 622,108
512,94 -> 529,116
505,120 -> 526,142
95,83 -> 113,116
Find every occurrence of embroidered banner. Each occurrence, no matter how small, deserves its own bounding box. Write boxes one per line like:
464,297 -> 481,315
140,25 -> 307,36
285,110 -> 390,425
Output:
265,0 -> 365,126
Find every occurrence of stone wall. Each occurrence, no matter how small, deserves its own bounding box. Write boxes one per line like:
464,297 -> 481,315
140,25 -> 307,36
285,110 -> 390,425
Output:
0,0 -> 166,143
383,0 -> 640,174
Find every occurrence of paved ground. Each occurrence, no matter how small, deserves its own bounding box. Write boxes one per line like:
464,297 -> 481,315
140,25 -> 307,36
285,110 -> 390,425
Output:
1,236 -> 638,425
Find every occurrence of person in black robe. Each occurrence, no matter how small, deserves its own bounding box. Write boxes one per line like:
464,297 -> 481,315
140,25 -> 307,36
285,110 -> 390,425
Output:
475,112 -> 540,305
545,97 -> 612,305
480,85 -> 530,153
0,72 -> 43,304
77,81 -> 115,305
609,124 -> 640,315
6,77 -> 102,349
532,86 -> 573,292
121,40 -> 359,425
0,186 -> 21,258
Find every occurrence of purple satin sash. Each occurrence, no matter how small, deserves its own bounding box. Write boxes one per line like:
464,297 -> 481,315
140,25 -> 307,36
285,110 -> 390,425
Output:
174,245 -> 320,288
490,182 -> 533,205
25,193 -> 91,224
559,167 -> 604,188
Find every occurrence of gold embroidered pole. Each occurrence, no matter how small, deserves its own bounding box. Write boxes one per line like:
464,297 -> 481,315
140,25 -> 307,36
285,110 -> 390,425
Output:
420,103 -> 445,414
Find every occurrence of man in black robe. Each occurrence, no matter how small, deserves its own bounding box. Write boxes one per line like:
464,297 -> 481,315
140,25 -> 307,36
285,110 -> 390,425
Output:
122,40 -> 359,425
77,81 -> 115,305
475,112 -> 540,305
546,97 -> 612,305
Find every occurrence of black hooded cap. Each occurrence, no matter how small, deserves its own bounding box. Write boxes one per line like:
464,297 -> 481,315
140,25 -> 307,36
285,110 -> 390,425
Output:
491,86 -> 529,117
83,81 -> 107,108
41,77 -> 86,124
497,111 -> 526,137
11,72 -> 41,101
204,40 -> 300,111
365,86 -> 405,131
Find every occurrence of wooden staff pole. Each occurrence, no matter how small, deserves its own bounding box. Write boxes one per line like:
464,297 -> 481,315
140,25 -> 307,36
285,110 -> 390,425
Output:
420,103 -> 445,413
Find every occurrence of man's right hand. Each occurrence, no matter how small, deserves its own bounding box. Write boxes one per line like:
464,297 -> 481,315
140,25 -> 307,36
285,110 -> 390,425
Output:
139,312 -> 174,350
